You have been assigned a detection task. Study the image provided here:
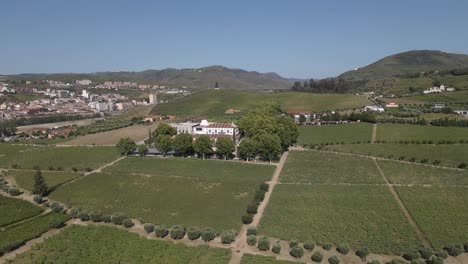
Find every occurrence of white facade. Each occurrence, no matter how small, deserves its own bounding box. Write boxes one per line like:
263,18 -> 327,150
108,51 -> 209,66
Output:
170,122 -> 199,134
149,93 -> 157,104
193,120 -> 239,136
364,105 -> 385,112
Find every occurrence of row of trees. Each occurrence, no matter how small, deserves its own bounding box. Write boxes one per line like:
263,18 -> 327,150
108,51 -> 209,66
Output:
292,78 -> 365,93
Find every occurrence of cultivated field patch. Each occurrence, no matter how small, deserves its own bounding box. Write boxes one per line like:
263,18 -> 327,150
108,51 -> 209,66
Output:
51,158 -> 274,231
378,160 -> 468,186
298,123 -> 373,145
241,254 -> 303,264
0,212 -> 69,252
9,225 -> 231,264
325,143 -> 468,168
7,170 -> 82,192
259,184 -> 422,254
0,146 -> 119,171
395,186 -> 468,249
376,124 -> 468,143
0,195 -> 43,228
280,151 -> 384,184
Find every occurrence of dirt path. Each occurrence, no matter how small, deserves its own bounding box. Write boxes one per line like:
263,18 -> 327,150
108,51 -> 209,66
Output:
229,151 -> 289,264
373,159 -> 432,249
290,146 -> 465,171
57,156 -> 126,188
371,123 -> 377,143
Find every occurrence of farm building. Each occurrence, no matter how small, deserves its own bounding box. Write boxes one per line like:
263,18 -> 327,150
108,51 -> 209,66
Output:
170,119 -> 240,141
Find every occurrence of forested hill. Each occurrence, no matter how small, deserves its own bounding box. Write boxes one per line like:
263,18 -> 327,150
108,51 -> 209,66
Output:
4,66 -> 293,90
339,50 -> 468,80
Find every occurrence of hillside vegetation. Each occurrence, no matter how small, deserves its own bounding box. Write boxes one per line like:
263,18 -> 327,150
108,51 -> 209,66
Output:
340,50 -> 468,80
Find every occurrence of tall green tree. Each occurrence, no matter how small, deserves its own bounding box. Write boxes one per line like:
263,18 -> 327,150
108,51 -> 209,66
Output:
237,138 -> 258,161
0,120 -> 17,137
32,169 -> 48,196
173,133 -> 193,157
154,135 -> 173,157
153,123 -> 176,138
254,134 -> 282,163
138,145 -> 147,157
116,137 -> 136,155
215,137 -> 235,160
193,135 -> 212,159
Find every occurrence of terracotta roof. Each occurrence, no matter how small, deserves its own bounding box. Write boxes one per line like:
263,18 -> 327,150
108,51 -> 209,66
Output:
206,123 -> 236,128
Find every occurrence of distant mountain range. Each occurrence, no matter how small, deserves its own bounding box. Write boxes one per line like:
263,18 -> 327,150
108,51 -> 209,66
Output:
3,66 -> 294,90
339,50 -> 468,80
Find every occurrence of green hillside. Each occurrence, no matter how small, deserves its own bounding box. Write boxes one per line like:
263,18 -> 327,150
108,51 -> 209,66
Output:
4,66 -> 293,90
340,50 -> 468,80
150,89 -> 370,117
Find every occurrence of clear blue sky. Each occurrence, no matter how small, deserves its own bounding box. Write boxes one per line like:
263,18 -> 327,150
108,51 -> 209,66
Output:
1,0 -> 468,78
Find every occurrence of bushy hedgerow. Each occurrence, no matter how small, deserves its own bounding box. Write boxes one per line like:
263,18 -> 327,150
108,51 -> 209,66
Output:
464,242 -> 468,252
290,246 -> 304,258
7,187 -> 21,196
289,239 -> 299,248
443,245 -> 463,256
155,225 -> 169,238
402,251 -> 421,261
242,214 -> 253,224
49,219 -> 65,229
322,242 -> 332,251
311,251 -> 323,262
246,226 -> 257,236
170,225 -> 186,240
33,195 -> 43,204
356,247 -> 370,260
50,202 -> 63,213
303,241 -> 315,250
0,241 -> 24,257
254,189 -> 266,203
435,250 -> 448,259
102,214 -> 111,223
430,257 -> 444,264
78,210 -> 89,221
257,237 -> 270,251
247,235 -> 257,246
187,227 -> 201,240
201,227 -> 216,242
221,230 -> 236,244
272,242 -> 281,254
458,163 -> 467,169
367,260 -> 381,264
69,207 -> 80,218
259,183 -> 269,192
111,213 -> 126,225
336,243 -> 350,255
89,210 -> 103,222
328,256 -> 340,264
246,203 -> 258,214
144,223 -> 154,233
122,218 -> 134,228
419,248 -> 433,260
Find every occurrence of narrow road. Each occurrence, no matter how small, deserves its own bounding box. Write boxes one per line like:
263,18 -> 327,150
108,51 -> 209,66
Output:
373,159 -> 432,249
371,123 -> 377,143
229,151 -> 289,264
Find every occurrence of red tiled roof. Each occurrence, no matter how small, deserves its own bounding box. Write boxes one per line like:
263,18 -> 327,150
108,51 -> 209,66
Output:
207,123 -> 236,128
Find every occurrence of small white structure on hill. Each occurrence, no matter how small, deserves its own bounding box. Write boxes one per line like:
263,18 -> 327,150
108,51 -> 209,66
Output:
364,105 -> 385,112
423,85 -> 455,94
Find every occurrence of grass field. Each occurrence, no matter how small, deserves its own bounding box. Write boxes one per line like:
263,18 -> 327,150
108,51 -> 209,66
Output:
150,90 -> 370,117
0,212 -> 69,252
241,255 -> 302,264
376,124 -> 468,142
8,170 -> 82,192
325,143 -> 468,168
0,146 -> 119,171
259,184 -> 422,254
297,123 -> 373,145
60,123 -> 157,146
378,160 -> 468,186
0,195 -> 43,228
280,151 -> 384,184
395,187 -> 468,249
51,158 -> 274,231
9,225 -> 231,264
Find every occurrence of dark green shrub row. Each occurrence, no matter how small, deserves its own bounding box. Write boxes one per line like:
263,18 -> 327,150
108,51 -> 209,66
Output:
242,183 -> 270,224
